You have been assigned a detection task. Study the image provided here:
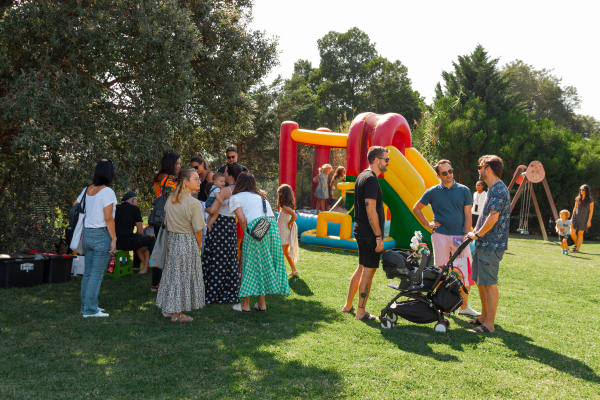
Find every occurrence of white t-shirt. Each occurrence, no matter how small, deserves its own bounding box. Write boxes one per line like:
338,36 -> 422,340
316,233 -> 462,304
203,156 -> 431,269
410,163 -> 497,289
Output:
77,187 -> 117,228
229,192 -> 274,223
472,190 -> 487,216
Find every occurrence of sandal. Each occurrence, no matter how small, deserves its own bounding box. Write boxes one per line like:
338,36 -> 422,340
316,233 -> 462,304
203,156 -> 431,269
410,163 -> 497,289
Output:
342,306 -> 355,313
151,286 -> 158,292
467,318 -> 482,325
162,311 -> 172,318
171,314 -> 193,322
572,249 -> 579,253
232,303 -> 251,313
357,312 -> 379,321
468,325 -> 491,333
253,303 -> 266,313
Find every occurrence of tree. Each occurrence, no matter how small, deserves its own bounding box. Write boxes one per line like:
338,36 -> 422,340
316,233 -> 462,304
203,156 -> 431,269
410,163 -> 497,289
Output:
308,28 -> 423,130
0,0 -> 278,251
501,60 -> 582,133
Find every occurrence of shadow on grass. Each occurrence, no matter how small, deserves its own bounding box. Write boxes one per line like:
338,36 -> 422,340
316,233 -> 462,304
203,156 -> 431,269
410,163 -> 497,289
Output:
288,276 -> 314,296
379,323 -> 483,362
448,317 -> 600,384
495,326 -> 600,384
0,275 -> 344,399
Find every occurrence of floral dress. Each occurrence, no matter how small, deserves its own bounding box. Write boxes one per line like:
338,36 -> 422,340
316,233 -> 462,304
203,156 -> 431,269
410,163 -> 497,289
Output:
277,211 -> 299,264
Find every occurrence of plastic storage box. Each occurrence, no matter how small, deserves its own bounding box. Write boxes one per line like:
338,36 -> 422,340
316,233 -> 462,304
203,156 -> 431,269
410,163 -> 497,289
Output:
28,251 -> 75,284
71,256 -> 85,276
0,253 -> 46,289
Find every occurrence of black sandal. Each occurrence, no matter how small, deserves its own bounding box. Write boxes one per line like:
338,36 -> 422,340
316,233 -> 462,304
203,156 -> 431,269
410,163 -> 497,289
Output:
357,312 -> 378,321
467,318 -> 482,325
468,325 -> 491,333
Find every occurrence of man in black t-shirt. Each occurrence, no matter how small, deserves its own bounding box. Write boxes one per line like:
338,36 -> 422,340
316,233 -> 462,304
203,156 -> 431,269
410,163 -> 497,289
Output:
342,146 -> 389,321
115,192 -> 155,274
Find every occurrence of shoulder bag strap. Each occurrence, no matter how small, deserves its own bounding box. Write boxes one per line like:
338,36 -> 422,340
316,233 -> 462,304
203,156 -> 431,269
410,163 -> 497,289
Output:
81,186 -> 88,213
262,197 -> 267,216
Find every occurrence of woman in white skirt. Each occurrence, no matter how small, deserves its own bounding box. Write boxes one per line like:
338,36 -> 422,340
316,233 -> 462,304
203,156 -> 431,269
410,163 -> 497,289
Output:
156,168 -> 206,322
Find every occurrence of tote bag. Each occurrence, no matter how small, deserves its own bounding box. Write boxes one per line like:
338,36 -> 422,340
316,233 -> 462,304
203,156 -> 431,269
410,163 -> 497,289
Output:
150,223 -> 168,270
69,188 -> 88,254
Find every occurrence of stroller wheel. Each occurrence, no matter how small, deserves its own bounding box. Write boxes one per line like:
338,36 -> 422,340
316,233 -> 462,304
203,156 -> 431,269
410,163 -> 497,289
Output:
387,312 -> 398,324
380,317 -> 393,330
434,322 -> 447,333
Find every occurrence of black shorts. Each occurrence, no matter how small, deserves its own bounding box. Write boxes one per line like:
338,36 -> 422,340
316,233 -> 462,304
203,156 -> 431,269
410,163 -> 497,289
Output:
116,235 -> 155,253
356,235 -> 381,268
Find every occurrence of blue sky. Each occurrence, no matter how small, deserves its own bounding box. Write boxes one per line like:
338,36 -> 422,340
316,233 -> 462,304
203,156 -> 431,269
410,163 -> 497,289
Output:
251,0 -> 599,121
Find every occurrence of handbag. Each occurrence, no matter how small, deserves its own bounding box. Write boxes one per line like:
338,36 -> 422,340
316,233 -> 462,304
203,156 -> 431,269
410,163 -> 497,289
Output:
69,187 -> 88,254
150,223 -> 168,270
246,197 -> 270,241
148,176 -> 169,229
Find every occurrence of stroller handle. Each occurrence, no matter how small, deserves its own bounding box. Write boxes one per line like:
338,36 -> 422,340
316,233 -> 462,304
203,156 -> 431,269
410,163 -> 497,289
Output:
445,237 -> 472,267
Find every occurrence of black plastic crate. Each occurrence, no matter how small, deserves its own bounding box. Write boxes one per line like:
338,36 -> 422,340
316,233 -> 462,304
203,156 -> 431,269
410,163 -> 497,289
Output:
0,253 -> 45,289
42,254 -> 75,284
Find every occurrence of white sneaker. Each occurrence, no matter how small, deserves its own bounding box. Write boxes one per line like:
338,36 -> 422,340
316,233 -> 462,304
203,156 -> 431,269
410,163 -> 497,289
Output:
458,305 -> 481,316
81,308 -> 105,314
83,311 -> 109,318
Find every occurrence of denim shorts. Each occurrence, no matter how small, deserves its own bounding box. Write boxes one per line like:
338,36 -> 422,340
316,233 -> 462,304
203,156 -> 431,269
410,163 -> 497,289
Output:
355,235 -> 381,269
472,247 -> 505,286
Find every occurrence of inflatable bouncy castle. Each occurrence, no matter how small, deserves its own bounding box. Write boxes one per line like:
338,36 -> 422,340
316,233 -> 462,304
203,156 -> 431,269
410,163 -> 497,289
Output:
279,112 -> 438,250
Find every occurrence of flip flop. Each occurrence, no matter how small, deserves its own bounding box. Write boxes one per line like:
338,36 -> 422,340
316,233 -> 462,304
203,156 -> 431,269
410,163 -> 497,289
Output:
342,307 -> 355,313
253,303 -> 266,313
357,312 -> 379,321
232,303 -> 251,313
468,325 -> 491,333
467,318 -> 482,325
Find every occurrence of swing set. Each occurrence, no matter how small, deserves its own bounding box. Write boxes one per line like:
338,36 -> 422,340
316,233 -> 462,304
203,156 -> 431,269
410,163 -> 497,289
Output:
508,161 -> 558,241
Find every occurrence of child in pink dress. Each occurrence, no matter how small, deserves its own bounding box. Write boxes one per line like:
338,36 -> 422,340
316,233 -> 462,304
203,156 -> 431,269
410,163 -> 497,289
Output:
277,184 -> 299,276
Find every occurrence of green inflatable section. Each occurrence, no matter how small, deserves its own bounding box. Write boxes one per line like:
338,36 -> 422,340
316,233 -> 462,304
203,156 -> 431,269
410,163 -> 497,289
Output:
345,176 -> 431,249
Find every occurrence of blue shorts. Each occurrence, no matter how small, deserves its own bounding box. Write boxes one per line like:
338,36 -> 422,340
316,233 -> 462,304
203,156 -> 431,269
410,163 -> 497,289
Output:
205,196 -> 215,208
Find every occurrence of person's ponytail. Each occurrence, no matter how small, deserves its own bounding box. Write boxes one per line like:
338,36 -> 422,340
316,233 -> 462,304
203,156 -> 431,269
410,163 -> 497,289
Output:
172,168 -> 195,204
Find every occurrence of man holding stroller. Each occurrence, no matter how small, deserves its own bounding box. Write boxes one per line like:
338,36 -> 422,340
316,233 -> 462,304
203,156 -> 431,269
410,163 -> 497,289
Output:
412,159 -> 480,317
342,146 -> 389,321
465,155 -> 511,333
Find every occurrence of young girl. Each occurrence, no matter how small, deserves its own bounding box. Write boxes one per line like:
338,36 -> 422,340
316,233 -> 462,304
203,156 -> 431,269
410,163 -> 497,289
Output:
331,166 -> 346,206
277,184 -> 299,276
313,163 -> 332,212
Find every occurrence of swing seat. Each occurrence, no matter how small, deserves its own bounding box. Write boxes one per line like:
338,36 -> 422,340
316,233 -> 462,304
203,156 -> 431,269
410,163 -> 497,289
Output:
521,230 -> 529,235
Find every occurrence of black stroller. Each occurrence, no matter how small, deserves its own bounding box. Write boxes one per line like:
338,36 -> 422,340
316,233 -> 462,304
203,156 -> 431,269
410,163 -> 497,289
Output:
378,238 -> 472,332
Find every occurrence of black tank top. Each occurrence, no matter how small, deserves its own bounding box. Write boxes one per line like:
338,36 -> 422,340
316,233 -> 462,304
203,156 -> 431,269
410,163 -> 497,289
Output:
198,175 -> 209,202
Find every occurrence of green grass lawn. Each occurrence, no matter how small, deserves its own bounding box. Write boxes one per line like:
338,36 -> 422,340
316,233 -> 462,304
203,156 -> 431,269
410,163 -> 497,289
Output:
1,237 -> 599,399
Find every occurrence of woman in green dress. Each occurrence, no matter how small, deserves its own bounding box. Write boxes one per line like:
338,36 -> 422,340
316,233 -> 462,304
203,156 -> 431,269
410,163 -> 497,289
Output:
229,173 -> 290,313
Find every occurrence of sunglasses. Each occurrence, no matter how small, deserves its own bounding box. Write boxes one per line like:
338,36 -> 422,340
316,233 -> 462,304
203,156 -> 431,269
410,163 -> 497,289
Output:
192,165 -> 199,170
378,157 -> 390,162
440,168 -> 454,176
477,165 -> 487,170
227,156 -> 236,160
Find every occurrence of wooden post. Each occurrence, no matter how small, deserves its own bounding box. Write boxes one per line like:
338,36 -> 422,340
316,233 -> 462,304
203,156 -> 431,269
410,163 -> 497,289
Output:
541,177 -> 559,221
510,176 -> 528,213
529,181 -> 548,241
508,166 -> 527,191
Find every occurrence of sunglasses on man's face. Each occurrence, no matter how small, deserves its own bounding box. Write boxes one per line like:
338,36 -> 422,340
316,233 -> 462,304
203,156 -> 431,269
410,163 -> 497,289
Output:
378,157 -> 390,162
227,156 -> 236,160
478,165 -> 487,170
440,168 -> 454,177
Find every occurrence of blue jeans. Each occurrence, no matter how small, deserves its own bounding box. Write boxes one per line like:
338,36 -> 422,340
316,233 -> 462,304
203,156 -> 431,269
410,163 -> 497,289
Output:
81,228 -> 111,315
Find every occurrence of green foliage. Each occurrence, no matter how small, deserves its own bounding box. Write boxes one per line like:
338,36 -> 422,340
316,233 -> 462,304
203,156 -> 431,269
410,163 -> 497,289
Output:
0,0 -> 277,252
415,45 -> 600,240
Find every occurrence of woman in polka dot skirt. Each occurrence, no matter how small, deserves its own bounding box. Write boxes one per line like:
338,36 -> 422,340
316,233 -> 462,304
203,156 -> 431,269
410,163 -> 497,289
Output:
201,163 -> 243,304
229,173 -> 291,313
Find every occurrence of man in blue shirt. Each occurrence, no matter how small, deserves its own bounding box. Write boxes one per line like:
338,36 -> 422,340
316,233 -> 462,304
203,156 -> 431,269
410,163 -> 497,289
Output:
413,159 -> 479,317
465,155 -> 511,334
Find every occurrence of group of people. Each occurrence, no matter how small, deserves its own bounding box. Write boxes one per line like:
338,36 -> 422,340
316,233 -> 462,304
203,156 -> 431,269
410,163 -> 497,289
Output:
342,147 -> 511,334
555,184 -> 594,254
75,146 -> 593,333
313,164 -> 347,212
76,147 -> 301,321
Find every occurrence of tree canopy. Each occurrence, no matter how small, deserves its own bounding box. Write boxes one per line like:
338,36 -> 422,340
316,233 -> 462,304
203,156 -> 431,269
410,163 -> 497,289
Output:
0,0 -> 278,251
